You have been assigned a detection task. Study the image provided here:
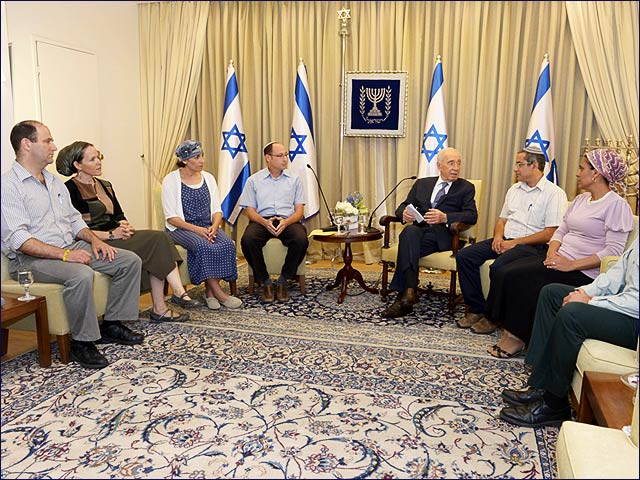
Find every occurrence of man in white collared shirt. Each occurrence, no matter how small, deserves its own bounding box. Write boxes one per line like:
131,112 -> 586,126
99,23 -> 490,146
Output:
456,147 -> 567,333
239,142 -> 308,303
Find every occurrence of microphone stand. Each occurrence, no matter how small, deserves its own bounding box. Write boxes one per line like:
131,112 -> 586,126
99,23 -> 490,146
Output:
306,164 -> 338,231
366,175 -> 418,232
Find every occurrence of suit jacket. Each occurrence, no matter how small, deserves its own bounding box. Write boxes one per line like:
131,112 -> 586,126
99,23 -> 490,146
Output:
395,177 -> 478,251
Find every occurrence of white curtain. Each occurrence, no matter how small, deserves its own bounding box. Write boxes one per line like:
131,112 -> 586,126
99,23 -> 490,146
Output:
566,1 -> 639,141
138,1 -> 209,227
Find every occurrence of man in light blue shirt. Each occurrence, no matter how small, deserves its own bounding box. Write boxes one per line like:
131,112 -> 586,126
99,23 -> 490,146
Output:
499,237 -> 638,427
1,120 -> 144,370
239,141 -> 308,303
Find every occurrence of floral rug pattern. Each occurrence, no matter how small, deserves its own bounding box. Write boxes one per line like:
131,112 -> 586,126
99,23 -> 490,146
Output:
2,360 -> 547,479
1,268 -> 559,478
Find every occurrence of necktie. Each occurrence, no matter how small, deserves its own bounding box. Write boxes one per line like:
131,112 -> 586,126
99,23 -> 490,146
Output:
432,182 -> 448,207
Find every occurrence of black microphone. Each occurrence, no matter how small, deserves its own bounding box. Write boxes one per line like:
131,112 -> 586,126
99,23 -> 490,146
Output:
366,175 -> 418,232
306,164 -> 338,232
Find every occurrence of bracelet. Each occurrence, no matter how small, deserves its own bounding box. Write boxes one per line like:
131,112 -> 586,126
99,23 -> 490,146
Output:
62,249 -> 71,262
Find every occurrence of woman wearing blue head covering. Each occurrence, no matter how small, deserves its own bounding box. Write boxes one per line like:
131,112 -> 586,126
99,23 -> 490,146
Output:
161,140 -> 242,310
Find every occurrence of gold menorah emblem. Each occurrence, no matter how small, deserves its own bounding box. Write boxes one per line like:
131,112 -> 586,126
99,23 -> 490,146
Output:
359,86 -> 392,124
365,88 -> 385,117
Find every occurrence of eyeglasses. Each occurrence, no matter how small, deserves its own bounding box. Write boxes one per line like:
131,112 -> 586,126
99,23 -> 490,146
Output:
270,153 -> 289,159
514,162 -> 529,168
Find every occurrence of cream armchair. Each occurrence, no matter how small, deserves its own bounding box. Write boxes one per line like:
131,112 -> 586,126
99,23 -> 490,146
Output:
556,388 -> 639,478
1,252 -> 110,363
380,179 -> 482,312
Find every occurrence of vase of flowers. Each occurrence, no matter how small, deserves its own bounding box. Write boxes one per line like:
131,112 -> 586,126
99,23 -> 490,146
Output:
335,192 -> 367,231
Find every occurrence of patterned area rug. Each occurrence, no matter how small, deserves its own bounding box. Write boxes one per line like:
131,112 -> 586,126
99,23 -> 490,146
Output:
1,267 -> 559,478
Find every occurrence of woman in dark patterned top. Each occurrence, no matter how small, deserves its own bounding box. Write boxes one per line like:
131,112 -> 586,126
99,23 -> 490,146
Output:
56,141 -> 202,322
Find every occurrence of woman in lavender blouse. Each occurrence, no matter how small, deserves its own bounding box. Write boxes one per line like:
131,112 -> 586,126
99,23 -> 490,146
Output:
485,148 -> 634,358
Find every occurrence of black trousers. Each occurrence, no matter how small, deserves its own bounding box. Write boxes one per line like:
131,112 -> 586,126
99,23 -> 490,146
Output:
389,224 -> 440,292
240,221 -> 308,285
525,283 -> 638,398
456,239 -> 547,314
485,253 -> 591,343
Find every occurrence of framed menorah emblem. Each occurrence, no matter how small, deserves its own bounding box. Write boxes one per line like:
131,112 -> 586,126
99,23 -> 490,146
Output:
344,71 -> 408,137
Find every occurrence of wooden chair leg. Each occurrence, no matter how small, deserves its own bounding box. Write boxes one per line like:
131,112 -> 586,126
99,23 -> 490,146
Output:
1,328 -> 8,356
447,271 -> 457,313
229,280 -> 237,296
381,261 -> 391,300
248,275 -> 255,294
297,275 -> 306,295
58,333 -> 71,364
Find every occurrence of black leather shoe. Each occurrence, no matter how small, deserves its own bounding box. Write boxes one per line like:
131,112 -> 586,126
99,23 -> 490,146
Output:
499,398 -> 570,427
70,340 -> 109,369
401,288 -> 418,307
99,321 -> 144,345
501,387 -> 545,407
171,292 -> 203,308
381,299 -> 413,318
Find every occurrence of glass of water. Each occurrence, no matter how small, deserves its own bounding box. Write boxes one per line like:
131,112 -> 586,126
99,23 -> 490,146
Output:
357,214 -> 368,234
17,270 -> 35,301
334,213 -> 345,234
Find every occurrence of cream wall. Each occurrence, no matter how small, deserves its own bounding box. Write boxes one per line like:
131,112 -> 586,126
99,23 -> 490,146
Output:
5,1 -> 146,226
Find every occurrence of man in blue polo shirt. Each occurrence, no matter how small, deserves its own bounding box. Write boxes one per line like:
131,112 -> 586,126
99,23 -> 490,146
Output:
239,141 -> 308,303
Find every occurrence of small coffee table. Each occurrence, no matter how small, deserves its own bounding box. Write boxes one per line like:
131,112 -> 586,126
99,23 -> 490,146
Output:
313,229 -> 383,303
1,292 -> 51,367
577,371 -> 634,430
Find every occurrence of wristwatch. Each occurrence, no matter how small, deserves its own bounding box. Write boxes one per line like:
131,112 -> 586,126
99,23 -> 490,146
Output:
108,230 -> 115,240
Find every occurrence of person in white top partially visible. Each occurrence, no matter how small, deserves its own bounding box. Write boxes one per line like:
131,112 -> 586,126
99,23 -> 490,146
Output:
456,147 -> 567,334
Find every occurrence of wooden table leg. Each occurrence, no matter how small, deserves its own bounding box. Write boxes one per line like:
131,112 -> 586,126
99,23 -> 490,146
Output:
34,299 -> 51,367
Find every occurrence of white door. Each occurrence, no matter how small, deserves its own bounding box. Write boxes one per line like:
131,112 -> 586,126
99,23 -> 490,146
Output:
35,40 -> 100,177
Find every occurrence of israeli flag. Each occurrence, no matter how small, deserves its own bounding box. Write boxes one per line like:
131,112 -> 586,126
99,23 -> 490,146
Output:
218,60 -> 251,225
525,55 -> 558,184
419,56 -> 448,178
288,59 -> 319,220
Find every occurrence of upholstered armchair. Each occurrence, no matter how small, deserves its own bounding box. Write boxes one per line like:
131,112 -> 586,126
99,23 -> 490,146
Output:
380,179 -> 482,312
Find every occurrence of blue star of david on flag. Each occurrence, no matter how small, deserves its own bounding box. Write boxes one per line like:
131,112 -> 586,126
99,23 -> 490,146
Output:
288,128 -> 307,162
525,130 -> 551,162
422,124 -> 448,162
221,124 -> 248,159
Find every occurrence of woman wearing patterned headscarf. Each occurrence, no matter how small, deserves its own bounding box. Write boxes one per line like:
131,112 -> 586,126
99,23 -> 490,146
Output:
57,141 -> 202,323
482,148 -> 634,358
161,140 -> 242,310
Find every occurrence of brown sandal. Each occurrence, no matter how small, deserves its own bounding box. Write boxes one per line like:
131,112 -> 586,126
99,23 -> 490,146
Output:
488,344 -> 525,359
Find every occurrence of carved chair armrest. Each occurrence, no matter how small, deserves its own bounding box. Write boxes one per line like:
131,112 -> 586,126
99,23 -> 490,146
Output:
449,222 -> 473,254
380,215 -> 402,248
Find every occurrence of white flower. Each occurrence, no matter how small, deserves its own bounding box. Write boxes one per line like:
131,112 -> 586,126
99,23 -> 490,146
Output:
335,201 -> 358,216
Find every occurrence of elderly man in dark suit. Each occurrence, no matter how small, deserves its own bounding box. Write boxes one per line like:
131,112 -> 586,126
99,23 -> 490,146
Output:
382,147 -> 478,318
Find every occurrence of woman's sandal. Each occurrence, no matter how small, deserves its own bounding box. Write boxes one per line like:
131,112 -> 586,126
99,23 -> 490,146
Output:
488,344 -> 525,359
170,292 -> 203,308
150,309 -> 188,323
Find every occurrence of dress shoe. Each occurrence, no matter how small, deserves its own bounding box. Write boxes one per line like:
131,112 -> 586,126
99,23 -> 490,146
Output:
470,317 -> 499,334
98,321 -> 144,345
70,340 -> 108,369
222,296 -> 243,309
457,312 -> 484,329
262,284 -> 275,303
276,284 -> 290,302
401,288 -> 418,306
171,292 -> 203,308
499,398 -> 571,427
501,387 -> 545,407
381,299 -> 413,318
